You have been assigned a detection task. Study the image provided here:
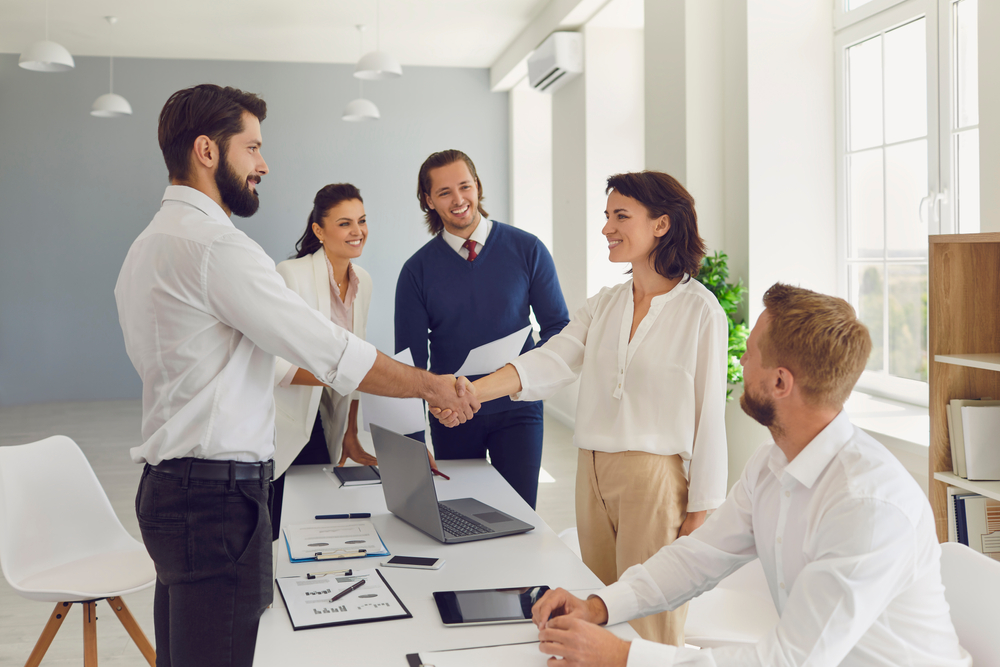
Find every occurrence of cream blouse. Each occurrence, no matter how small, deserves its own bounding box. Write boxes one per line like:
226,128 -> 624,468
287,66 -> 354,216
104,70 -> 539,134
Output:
510,277 -> 729,512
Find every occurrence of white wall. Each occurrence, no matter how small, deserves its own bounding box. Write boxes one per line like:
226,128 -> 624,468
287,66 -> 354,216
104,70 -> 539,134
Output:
745,0 -> 837,320
510,78 -> 554,251
583,26 -> 646,296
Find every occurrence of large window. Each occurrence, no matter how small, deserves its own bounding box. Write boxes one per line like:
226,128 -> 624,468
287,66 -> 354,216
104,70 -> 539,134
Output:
836,0 -> 978,404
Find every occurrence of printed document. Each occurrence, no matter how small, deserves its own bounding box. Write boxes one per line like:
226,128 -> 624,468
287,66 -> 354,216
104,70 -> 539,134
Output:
276,568 -> 410,629
283,519 -> 389,561
455,325 -> 533,377
360,348 -> 426,434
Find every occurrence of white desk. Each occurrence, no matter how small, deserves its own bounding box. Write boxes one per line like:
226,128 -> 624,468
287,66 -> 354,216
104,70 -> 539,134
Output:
254,460 -> 637,665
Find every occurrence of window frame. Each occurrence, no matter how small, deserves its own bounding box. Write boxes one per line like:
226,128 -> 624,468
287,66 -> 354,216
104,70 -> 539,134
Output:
834,0 -> 940,407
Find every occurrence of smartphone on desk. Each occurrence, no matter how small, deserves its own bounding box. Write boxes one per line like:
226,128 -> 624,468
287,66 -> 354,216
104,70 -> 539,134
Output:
381,555 -> 445,570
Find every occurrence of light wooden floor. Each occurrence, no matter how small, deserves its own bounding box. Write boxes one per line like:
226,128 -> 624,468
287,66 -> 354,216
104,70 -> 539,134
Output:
0,400 -> 578,665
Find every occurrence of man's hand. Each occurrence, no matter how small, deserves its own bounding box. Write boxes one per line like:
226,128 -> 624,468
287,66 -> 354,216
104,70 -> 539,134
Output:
428,376 -> 479,427
427,448 -> 439,473
531,588 -> 608,630
538,616 -> 631,667
337,431 -> 377,467
678,510 -> 707,538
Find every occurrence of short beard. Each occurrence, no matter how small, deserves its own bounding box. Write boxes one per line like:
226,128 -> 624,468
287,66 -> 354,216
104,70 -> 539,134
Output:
740,383 -> 782,436
216,152 -> 260,217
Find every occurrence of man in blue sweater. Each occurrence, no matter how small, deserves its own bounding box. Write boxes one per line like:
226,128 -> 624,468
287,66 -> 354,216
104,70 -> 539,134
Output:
395,149 -> 569,508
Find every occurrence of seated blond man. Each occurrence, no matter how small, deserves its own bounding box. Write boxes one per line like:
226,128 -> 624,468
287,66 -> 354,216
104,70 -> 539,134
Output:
532,283 -> 969,667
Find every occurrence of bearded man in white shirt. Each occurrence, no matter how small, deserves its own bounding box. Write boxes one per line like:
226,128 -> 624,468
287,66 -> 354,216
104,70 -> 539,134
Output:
530,283 -> 969,667
115,84 -> 479,667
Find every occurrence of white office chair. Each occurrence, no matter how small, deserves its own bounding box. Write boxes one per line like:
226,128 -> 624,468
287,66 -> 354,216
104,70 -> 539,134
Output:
684,558 -> 778,648
0,435 -> 157,667
940,541 -> 1000,667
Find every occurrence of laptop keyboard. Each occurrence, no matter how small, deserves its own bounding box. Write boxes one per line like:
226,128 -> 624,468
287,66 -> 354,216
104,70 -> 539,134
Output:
438,503 -> 495,537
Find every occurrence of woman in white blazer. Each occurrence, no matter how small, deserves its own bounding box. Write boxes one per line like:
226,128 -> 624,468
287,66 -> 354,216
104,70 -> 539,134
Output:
270,183 -> 374,537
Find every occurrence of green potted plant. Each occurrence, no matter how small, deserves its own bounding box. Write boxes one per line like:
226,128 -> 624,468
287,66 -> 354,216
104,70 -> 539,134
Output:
694,251 -> 749,400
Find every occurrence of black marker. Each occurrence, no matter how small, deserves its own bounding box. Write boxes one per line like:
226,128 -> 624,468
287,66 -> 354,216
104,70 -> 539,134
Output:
315,513 -> 372,520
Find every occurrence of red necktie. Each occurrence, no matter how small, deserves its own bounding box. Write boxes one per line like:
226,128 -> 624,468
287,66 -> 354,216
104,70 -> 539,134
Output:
462,239 -> 478,261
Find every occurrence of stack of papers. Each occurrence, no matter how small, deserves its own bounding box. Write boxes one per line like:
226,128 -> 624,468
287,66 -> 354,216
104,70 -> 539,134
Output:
283,519 -> 389,562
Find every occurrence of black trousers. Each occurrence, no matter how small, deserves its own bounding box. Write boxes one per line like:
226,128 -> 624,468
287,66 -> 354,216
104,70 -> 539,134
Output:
270,412 -> 332,541
136,464 -> 273,667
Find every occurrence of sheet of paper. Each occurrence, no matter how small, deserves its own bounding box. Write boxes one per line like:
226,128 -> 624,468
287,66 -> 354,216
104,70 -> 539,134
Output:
417,642 -> 548,666
360,348 -> 425,434
283,519 -> 388,561
276,568 -> 410,630
455,325 -> 533,377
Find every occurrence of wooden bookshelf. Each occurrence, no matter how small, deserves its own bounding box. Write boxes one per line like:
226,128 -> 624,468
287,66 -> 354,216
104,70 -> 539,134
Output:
929,232 -> 1000,542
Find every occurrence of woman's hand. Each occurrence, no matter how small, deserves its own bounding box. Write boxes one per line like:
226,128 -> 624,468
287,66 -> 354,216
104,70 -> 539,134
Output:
678,510 -> 707,537
337,430 -> 377,466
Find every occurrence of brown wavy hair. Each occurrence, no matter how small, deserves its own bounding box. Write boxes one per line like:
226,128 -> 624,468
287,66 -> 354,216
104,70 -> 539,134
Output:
417,149 -> 488,235
605,171 -> 706,281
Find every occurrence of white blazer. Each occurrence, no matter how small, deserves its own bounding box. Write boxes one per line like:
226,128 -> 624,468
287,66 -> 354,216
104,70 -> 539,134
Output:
272,250 -> 372,477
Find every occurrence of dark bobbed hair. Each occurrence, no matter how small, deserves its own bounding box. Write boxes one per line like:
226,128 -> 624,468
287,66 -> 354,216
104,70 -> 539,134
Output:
605,171 -> 706,281
416,149 -> 488,235
158,84 -> 267,182
293,184 -> 364,259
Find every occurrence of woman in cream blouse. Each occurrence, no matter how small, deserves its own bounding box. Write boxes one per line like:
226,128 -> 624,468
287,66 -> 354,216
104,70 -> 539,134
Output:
270,183 -> 374,537
437,171 -> 729,646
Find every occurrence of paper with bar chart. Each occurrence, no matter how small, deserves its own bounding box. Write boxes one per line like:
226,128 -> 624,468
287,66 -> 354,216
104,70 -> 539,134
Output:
275,568 -> 411,630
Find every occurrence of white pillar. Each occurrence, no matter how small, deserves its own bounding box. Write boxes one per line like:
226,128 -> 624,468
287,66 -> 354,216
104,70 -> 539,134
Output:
979,0 -> 1000,232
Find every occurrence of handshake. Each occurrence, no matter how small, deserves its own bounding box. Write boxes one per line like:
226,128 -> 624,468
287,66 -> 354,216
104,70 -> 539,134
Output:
428,376 -> 479,428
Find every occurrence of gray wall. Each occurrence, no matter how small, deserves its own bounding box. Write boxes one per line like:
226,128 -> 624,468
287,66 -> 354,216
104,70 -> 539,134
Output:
0,54 -> 509,406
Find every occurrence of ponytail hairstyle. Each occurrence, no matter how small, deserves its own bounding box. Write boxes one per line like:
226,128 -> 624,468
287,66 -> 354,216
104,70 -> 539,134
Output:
293,183 -> 364,258
605,171 -> 706,281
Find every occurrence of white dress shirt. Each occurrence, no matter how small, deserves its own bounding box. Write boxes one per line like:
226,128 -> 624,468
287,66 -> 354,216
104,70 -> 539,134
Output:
597,411 -> 970,667
510,278 -> 729,512
115,186 -> 377,465
440,217 -> 492,259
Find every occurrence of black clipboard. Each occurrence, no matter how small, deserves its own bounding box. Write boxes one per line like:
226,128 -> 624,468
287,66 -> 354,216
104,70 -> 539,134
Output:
275,569 -> 411,630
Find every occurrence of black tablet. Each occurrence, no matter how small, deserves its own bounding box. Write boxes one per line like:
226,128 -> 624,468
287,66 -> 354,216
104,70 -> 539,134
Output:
432,586 -> 550,626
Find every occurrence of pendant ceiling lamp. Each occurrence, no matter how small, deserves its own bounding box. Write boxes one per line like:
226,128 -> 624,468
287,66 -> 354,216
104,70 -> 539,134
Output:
19,0 -> 75,72
343,26 -> 380,122
354,0 -> 402,80
91,17 -> 132,117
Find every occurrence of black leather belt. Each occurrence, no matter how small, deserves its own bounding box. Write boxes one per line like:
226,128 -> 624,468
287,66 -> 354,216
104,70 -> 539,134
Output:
150,458 -> 274,482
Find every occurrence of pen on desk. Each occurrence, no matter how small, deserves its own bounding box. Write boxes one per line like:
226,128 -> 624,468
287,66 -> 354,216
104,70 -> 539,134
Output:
431,468 -> 450,480
315,549 -> 366,560
306,568 -> 352,580
330,578 -> 366,603
315,513 -> 372,520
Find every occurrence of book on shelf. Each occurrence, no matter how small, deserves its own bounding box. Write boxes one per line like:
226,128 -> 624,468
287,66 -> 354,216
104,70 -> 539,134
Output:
957,494 -> 1000,562
960,404 -> 1000,480
948,398 -> 1000,479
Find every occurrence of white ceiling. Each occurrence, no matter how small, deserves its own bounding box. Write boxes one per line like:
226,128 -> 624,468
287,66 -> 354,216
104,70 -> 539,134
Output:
0,0 -> 556,68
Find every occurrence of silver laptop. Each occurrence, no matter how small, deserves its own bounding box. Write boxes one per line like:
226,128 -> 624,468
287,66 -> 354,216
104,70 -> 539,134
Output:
370,424 -> 534,543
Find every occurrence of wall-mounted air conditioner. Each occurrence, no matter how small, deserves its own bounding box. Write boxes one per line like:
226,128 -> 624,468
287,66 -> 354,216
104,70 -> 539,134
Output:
527,32 -> 583,94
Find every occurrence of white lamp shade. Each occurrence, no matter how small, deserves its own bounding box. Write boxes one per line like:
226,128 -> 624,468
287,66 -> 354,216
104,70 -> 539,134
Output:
342,98 -> 380,122
354,51 -> 402,80
91,93 -> 133,117
19,40 -> 75,72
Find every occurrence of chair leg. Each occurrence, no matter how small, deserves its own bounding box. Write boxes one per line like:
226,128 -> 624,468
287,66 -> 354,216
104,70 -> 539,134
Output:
83,601 -> 98,667
24,601 -> 72,667
105,597 -> 156,666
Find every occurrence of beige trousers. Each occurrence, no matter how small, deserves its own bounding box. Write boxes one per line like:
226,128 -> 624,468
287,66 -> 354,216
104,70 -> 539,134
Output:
576,449 -> 689,646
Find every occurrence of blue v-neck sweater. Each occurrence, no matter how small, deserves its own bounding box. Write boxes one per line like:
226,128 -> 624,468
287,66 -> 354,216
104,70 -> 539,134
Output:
394,221 -> 569,415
